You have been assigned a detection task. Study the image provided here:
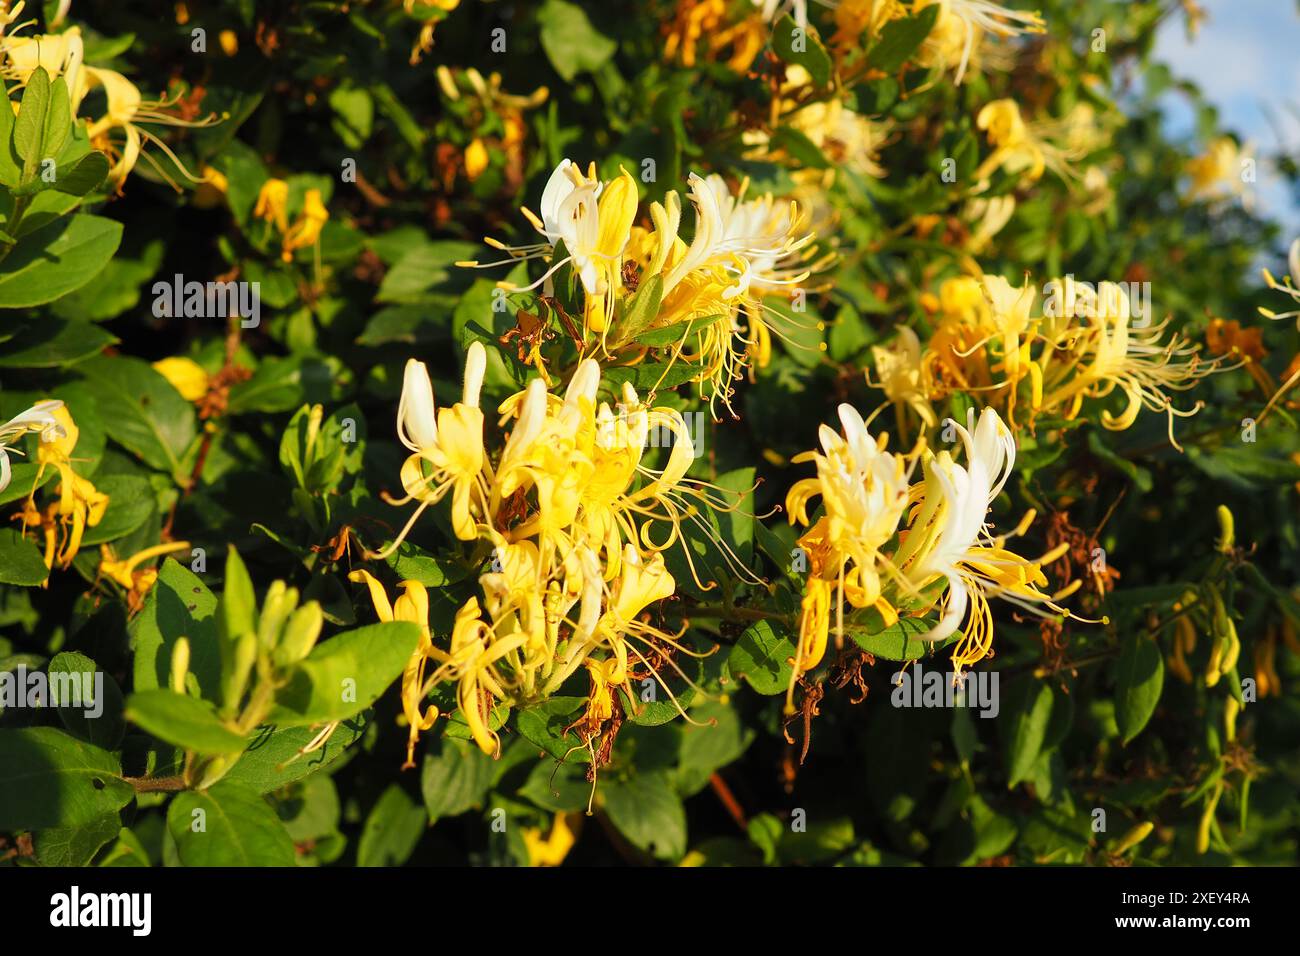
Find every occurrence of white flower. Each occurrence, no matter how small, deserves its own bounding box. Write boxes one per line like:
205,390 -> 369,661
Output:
0,399 -> 65,493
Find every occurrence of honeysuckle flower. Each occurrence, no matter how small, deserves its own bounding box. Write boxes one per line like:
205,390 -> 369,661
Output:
785,405 -> 1091,696
0,0 -> 28,38
348,570 -> 444,768
869,326 -> 937,435
281,188 -> 329,262
463,159 -> 609,309
751,0 -> 817,30
462,163 -> 825,413
2,24 -> 86,103
915,0 -> 1046,86
404,0 -> 460,65
975,99 -> 1098,187
785,404 -> 915,706
1186,136 -> 1253,207
522,812 -> 581,866
254,178 -> 291,232
1034,281 -> 1220,449
664,0 -> 766,71
962,194 -> 1016,254
362,352 -> 749,761
0,399 -> 63,494
99,540 -> 192,613
892,408 -> 1088,671
830,0 -> 906,51
25,404 -> 108,569
378,341 -> 489,552
81,66 -> 219,189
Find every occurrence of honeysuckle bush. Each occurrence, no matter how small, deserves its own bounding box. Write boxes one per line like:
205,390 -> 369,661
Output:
0,0 -> 1297,868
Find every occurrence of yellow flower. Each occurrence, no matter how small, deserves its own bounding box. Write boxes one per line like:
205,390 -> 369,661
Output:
1035,280 -> 1219,449
384,342 -> 488,548
522,812 -> 582,866
152,357 -> 210,402
2,25 -> 87,104
27,405 -> 109,569
281,188 -> 329,262
786,403 -> 913,707
464,137 -> 489,180
80,66 -> 219,189
975,99 -> 1098,186
870,326 -> 937,435
254,178 -> 290,233
192,165 -> 229,209
1186,136 -> 1253,205
786,405 -> 1091,694
99,540 -> 192,613
348,569 -> 444,768
914,0 -> 1046,86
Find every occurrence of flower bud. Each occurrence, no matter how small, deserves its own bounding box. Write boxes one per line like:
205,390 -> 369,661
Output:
274,601 -> 324,666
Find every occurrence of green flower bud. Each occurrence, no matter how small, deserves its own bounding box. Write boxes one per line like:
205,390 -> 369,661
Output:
274,600 -> 324,666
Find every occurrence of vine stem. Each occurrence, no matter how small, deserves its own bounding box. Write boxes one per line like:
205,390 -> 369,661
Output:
123,775 -> 187,793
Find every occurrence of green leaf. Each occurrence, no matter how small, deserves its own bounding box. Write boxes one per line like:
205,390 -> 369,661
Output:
218,545 -> 257,642
769,126 -> 831,169
539,0 -> 617,82
50,239 -> 164,321
130,559 -> 222,699
97,827 -> 151,867
636,312 -> 729,347
0,727 -> 134,830
357,784 -> 425,866
226,354 -> 342,415
0,214 -> 123,308
771,15 -> 832,87
516,696 -> 590,761
14,66 -> 51,163
34,812 -> 122,866
376,240 -> 479,304
268,621 -> 421,727
610,274 -> 664,346
52,149 -> 110,196
420,736 -> 495,823
0,318 -> 117,367
225,713 -> 370,793
43,74 -> 72,161
77,354 -> 197,481
1003,679 -> 1055,788
601,771 -> 686,860
847,616 -> 960,661
126,689 -> 248,755
728,620 -> 794,695
78,474 -> 155,546
1115,633 -> 1164,745
167,781 -> 296,866
674,700 -> 753,796
0,88 -> 20,185
868,5 -> 941,74
0,527 -> 48,585
383,541 -> 469,587
49,650 -> 126,750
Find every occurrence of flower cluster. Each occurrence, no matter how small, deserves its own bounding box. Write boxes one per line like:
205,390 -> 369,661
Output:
462,160 -> 830,416
871,272 -> 1228,449
785,402 -> 1090,709
354,343 -> 747,765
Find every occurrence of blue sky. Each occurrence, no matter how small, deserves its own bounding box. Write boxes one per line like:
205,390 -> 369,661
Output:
1151,0 -> 1300,238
